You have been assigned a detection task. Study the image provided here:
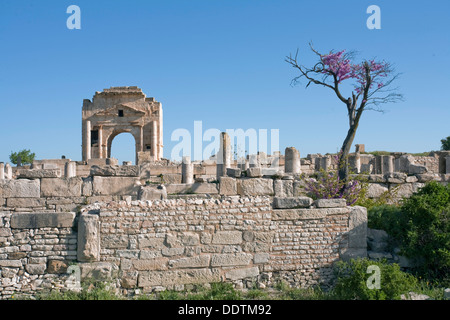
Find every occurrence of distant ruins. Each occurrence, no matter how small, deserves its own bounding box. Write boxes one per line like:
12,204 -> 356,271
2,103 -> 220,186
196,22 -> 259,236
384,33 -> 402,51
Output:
82,86 -> 163,164
0,86 -> 449,299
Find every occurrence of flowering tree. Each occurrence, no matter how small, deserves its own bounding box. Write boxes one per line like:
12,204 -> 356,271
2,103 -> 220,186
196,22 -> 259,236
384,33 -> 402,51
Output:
286,43 -> 403,182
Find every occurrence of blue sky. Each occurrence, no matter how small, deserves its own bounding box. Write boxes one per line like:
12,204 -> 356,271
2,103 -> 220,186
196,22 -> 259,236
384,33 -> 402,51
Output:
0,0 -> 449,164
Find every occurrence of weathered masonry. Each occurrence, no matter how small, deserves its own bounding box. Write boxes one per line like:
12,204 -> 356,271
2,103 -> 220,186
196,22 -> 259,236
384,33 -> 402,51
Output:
0,194 -> 366,299
82,86 -> 163,164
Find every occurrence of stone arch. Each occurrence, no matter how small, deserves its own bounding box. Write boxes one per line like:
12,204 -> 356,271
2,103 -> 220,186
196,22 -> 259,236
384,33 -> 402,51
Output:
81,87 -> 163,164
105,127 -> 141,164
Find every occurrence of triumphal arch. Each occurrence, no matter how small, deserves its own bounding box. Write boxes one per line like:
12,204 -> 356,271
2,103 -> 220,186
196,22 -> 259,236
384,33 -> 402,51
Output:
82,86 -> 163,164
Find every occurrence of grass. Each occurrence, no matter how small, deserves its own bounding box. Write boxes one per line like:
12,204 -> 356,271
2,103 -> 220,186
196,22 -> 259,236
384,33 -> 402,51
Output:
12,277 -> 448,301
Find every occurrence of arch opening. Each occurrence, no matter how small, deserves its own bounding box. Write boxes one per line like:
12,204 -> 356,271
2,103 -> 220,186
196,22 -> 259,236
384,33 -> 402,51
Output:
109,132 -> 136,165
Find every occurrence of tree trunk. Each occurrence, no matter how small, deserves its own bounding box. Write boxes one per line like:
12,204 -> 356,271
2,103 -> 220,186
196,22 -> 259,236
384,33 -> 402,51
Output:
338,124 -> 358,182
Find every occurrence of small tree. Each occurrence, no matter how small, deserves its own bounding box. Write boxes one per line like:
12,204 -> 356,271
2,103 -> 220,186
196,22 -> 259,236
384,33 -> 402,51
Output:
286,43 -> 403,183
9,149 -> 36,165
441,136 -> 450,151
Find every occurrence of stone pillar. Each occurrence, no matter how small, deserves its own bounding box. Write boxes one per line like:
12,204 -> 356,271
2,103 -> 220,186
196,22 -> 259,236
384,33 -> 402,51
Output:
355,144 -> 365,153
0,162 -> 4,180
151,121 -> 157,159
446,156 -> 450,174
64,161 -> 77,178
285,147 -> 301,174
77,213 -> 100,262
320,156 -> 331,172
5,163 -> 12,179
438,151 -> 450,174
216,132 -> 231,179
381,155 -> 394,174
182,156 -> 194,184
355,152 -> 361,174
98,126 -> 103,158
84,120 -> 91,161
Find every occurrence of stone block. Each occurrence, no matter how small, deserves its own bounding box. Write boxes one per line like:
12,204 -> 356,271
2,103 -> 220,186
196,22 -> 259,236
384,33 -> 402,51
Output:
210,253 -> 253,267
384,172 -> 407,184
41,177 -> 82,197
415,173 -> 440,183
82,177 -> 93,196
219,177 -> 237,195
47,260 -> 69,274
6,197 -> 46,208
93,176 -> 141,196
368,174 -> 385,183
169,255 -> 210,269
237,178 -> 274,196
77,213 -> 100,262
0,227 -> 12,237
226,168 -> 241,178
10,212 -> 75,229
246,167 -> 262,178
211,231 -> 243,245
132,258 -> 169,271
0,260 -> 22,267
253,253 -> 269,264
273,180 -> 294,197
138,185 -> 167,200
348,206 -> 367,251
225,266 -> 259,281
273,197 -> 313,209
138,237 -> 166,250
138,268 -> 221,287
366,183 -> 388,198
79,262 -> 118,280
25,263 -> 47,275
314,198 -> 347,208
272,207 -> 349,221
408,164 -> 428,175
0,179 -> 40,198
16,169 -> 61,179
90,165 -> 140,177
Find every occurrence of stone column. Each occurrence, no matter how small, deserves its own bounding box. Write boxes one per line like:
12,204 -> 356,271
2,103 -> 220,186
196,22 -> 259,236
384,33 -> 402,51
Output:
285,147 -> 301,174
446,156 -> 450,174
84,120 -> 91,161
77,213 -> 100,262
98,126 -> 103,158
438,151 -> 450,174
64,162 -> 77,178
381,155 -> 394,174
182,156 -> 194,184
5,163 -> 12,179
151,121 -> 157,159
355,144 -> 365,153
355,152 -> 361,174
320,156 -> 331,172
216,132 -> 231,179
0,162 -> 4,180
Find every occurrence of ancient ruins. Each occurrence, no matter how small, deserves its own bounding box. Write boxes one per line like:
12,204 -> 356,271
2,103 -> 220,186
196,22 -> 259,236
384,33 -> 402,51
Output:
0,86 -> 449,299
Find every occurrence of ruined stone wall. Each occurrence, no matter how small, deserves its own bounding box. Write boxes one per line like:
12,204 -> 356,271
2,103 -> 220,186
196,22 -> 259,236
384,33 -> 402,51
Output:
0,194 -> 366,299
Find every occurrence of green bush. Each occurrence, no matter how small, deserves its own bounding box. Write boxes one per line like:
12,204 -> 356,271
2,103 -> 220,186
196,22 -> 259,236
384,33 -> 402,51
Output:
331,258 -> 418,300
9,149 -> 35,165
397,181 -> 450,281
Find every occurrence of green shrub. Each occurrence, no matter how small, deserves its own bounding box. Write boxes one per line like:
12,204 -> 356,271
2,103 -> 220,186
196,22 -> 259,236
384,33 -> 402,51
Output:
331,258 -> 418,300
397,181 -> 450,281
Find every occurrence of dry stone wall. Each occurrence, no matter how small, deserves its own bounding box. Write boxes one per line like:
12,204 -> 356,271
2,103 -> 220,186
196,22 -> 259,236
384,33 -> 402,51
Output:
0,192 -> 367,299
